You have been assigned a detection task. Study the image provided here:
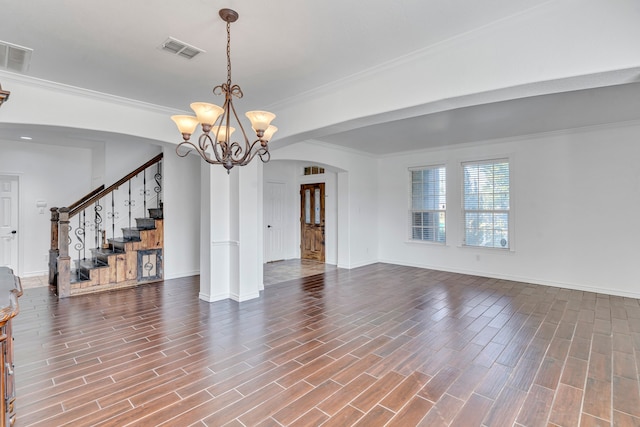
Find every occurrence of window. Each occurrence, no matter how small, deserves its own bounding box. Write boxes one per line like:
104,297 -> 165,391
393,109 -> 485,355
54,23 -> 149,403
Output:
462,159 -> 510,248
304,166 -> 325,175
409,166 -> 446,243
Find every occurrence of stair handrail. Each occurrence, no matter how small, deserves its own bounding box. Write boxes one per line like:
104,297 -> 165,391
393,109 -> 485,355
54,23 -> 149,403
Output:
53,152 -> 164,296
69,153 -> 163,218
67,185 -> 106,212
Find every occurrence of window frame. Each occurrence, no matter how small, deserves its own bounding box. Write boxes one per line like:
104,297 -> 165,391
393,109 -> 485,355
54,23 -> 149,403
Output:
461,158 -> 511,250
408,165 -> 447,244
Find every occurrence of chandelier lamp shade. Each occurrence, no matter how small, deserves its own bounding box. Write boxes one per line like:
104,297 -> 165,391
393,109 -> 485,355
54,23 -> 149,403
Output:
0,83 -> 9,107
171,8 -> 277,172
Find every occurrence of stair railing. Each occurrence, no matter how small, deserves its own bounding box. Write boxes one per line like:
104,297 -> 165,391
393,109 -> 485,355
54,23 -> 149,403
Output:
52,153 -> 163,297
48,185 -> 104,285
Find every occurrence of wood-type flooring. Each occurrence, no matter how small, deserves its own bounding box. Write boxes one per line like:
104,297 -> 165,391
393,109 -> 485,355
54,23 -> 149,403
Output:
12,263 -> 640,426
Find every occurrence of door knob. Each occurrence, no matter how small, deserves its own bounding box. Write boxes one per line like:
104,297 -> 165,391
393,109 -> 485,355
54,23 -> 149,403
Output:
10,230 -> 16,234
267,225 -> 272,228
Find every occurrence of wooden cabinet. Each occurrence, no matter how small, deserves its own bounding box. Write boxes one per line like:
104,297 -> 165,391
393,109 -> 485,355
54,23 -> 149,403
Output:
0,268 -> 22,427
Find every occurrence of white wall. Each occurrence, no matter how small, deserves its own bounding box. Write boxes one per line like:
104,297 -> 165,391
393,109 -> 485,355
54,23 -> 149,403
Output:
271,0 -> 640,147
263,160 -> 339,265
162,149 -> 201,279
0,139 -> 93,276
377,121 -> 640,298
0,73 -> 202,281
270,142 -> 378,268
0,135 -> 201,281
0,74 -> 179,145
103,139 -> 162,184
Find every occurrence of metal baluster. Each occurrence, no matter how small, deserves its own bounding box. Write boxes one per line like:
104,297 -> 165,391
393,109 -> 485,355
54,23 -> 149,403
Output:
74,212 -> 85,278
143,169 -> 147,218
82,211 -> 86,261
111,192 -> 115,242
128,179 -> 132,230
155,162 -> 162,208
94,200 -> 102,262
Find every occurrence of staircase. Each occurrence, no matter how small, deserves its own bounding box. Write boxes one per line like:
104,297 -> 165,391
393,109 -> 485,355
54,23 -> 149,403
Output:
50,153 -> 164,297
70,208 -> 163,295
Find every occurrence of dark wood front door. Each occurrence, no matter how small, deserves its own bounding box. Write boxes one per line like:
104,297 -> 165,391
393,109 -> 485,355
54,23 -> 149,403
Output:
300,183 -> 325,262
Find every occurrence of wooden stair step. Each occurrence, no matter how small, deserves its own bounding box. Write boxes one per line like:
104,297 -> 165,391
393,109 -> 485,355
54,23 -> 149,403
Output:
148,207 -> 163,219
121,227 -> 147,239
73,258 -> 109,281
70,269 -> 90,280
74,258 -> 108,270
135,217 -> 156,230
109,236 -> 141,252
90,248 -> 119,266
70,274 -> 91,285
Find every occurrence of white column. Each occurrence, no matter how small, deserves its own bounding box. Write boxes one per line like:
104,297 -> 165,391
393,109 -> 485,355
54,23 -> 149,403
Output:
236,160 -> 262,301
337,171 -> 351,269
199,162 -> 234,302
199,160 -> 263,302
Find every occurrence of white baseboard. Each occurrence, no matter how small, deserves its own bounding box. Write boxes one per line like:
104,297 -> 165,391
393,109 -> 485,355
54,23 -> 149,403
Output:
20,270 -> 48,278
164,270 -> 199,280
377,258 -> 640,299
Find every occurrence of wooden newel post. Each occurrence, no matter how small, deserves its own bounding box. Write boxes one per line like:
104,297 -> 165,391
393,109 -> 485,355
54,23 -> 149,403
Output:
48,207 -> 59,285
57,207 -> 71,298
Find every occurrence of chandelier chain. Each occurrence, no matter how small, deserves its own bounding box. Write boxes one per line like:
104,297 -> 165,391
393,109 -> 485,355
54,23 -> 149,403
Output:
226,21 -> 232,88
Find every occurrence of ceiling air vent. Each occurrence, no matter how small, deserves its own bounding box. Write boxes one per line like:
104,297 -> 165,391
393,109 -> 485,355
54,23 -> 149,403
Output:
160,37 -> 204,60
0,41 -> 33,73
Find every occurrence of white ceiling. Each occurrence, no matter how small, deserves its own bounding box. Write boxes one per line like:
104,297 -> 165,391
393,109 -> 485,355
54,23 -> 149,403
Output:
1,0 -> 639,155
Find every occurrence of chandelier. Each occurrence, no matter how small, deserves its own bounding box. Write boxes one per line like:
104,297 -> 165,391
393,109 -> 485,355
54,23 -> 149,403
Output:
171,8 -> 277,172
0,83 -> 9,107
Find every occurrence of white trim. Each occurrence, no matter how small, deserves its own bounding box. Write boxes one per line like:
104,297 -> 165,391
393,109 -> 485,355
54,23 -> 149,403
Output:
404,240 -> 448,247
164,270 -> 199,280
230,291 -> 261,302
301,139 -> 378,159
199,292 -> 230,303
380,117 -> 640,160
338,259 -> 377,270
378,258 -> 640,299
20,269 -> 47,278
212,240 -> 240,247
0,70 -> 184,115
266,1 -> 560,111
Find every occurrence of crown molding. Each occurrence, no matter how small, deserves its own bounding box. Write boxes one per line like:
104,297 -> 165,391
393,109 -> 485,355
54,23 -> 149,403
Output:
265,1 -> 558,112
0,70 -> 186,115
378,117 -> 640,160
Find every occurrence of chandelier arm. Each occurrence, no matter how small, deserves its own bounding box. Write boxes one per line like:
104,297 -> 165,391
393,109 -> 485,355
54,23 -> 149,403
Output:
198,133 -> 214,153
228,98 -> 252,146
226,96 -> 257,165
235,139 -> 267,166
229,84 -> 243,99
214,141 -> 228,164
213,83 -> 224,96
209,105 -> 231,164
176,141 -> 197,158
258,147 -> 271,163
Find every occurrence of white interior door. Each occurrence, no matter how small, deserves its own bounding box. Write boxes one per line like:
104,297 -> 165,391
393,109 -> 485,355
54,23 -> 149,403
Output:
264,181 -> 285,262
0,175 -> 19,271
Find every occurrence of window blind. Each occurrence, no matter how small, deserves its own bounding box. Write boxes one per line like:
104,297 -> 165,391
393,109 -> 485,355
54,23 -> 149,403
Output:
462,159 -> 510,248
409,166 -> 446,243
